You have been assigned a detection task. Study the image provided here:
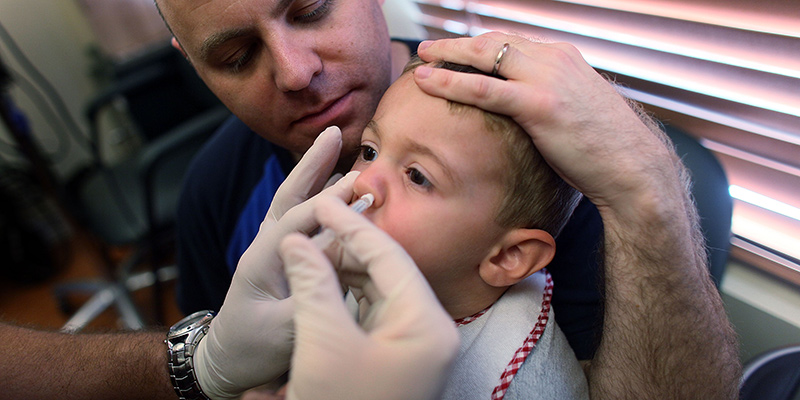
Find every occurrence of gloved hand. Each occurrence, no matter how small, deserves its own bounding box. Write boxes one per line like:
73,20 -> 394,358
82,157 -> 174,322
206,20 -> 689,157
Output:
194,126 -> 357,399
281,196 -> 460,400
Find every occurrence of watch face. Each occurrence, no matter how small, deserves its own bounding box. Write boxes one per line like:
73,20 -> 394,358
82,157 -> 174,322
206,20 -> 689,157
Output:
170,310 -> 214,336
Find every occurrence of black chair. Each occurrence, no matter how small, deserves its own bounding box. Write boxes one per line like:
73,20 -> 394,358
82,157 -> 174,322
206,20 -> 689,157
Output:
664,124 -> 733,287
55,42 -> 229,331
740,344 -> 800,400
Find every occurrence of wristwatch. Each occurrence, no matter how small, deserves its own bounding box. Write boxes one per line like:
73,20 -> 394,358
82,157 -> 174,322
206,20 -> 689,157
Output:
166,310 -> 216,400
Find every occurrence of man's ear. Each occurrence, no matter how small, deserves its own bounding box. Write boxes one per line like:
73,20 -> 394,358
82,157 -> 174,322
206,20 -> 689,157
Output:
478,229 -> 555,288
171,37 -> 188,59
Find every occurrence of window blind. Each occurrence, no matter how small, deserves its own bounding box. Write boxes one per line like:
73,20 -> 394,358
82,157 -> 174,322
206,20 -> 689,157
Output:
408,0 -> 800,284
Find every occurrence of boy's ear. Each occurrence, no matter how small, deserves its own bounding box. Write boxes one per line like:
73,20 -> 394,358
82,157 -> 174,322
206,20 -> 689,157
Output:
171,37 -> 188,59
478,229 -> 555,288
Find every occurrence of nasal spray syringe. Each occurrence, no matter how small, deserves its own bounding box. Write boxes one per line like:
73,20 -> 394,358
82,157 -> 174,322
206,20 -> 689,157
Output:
311,193 -> 375,249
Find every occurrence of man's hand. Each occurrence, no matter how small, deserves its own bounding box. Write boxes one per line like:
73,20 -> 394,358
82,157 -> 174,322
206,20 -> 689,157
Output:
413,32 -> 679,216
413,33 -> 740,398
193,127 -> 359,399
281,196 -> 460,400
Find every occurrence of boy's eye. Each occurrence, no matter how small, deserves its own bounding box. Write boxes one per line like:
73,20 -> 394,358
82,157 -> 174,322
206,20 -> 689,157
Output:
359,145 -> 378,162
406,168 -> 432,189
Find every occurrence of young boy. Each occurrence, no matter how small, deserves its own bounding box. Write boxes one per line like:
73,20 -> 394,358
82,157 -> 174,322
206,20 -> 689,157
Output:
347,57 -> 588,399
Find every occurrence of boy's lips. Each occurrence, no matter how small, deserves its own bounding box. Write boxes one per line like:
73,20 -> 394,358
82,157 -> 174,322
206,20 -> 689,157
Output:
292,91 -> 353,129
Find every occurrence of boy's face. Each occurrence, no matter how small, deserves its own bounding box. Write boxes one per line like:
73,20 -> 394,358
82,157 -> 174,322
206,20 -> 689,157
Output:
352,73 -> 510,302
157,0 -> 392,159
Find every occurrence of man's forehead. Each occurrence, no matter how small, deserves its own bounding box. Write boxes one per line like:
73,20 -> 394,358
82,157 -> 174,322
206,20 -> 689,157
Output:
158,0 -> 258,30
158,0 -> 313,52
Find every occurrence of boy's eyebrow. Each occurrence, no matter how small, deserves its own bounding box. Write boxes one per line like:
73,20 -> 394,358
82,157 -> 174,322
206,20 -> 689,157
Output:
366,120 -> 461,186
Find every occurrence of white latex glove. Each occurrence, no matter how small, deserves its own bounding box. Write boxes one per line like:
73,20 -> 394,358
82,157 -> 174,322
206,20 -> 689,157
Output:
194,127 -> 357,400
280,196 -> 460,400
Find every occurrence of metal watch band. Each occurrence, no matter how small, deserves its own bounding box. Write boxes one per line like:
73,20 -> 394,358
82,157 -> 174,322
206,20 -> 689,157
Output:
166,311 -> 215,400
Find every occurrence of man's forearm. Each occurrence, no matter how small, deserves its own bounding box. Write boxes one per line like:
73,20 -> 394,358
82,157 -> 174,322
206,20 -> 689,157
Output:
587,154 -> 740,398
0,323 -> 175,400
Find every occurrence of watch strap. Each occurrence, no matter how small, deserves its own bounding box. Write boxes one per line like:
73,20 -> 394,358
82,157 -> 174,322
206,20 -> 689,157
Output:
167,311 -> 215,400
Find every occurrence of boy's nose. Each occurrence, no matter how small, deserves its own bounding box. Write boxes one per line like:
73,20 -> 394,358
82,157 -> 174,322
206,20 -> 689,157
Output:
352,165 -> 386,212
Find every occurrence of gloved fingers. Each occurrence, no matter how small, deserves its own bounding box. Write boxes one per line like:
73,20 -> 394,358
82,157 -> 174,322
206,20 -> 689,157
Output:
266,126 -> 342,222
195,296 -> 296,399
312,197 -> 442,321
281,215 -> 460,400
272,171 -> 360,239
281,232 -> 362,341
324,172 -> 344,190
235,171 -> 359,299
337,270 -> 383,315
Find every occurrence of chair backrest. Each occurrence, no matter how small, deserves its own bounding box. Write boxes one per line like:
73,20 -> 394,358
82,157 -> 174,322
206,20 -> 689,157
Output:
664,125 -> 733,287
740,344 -> 800,400
69,41 -> 229,246
85,42 -> 221,151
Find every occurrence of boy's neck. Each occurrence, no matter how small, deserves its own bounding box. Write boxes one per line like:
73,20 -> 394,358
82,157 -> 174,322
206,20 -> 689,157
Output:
442,284 -> 510,321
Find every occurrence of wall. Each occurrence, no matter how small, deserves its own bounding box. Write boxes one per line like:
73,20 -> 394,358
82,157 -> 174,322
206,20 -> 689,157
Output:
383,0 -> 427,40
722,261 -> 800,365
0,0 -> 99,180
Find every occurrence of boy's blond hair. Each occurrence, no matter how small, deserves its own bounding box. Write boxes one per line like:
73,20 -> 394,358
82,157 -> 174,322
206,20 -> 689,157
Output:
403,56 -> 582,237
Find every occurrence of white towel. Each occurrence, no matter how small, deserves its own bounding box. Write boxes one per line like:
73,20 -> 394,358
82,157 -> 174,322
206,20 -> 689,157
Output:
441,270 -> 552,400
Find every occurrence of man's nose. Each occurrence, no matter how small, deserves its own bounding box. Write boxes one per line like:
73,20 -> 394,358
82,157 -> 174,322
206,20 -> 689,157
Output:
270,40 -> 322,92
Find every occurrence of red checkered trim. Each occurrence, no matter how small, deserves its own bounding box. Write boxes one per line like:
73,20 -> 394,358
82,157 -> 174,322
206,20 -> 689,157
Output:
454,305 -> 491,327
490,270 -> 553,400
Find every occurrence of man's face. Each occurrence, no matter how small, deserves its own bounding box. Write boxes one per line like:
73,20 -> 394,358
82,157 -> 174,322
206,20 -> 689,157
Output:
351,73 -> 509,309
158,0 -> 392,159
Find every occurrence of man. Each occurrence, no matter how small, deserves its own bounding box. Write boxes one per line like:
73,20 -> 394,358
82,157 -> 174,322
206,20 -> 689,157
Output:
156,0 -> 740,397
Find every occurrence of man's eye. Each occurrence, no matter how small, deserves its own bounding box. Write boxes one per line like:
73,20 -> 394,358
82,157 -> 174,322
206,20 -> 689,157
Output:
295,0 -> 333,23
225,48 -> 254,73
406,168 -> 432,189
359,145 -> 378,162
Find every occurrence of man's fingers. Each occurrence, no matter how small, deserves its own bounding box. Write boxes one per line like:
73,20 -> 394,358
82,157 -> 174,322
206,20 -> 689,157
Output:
413,66 -> 520,117
417,33 -> 511,72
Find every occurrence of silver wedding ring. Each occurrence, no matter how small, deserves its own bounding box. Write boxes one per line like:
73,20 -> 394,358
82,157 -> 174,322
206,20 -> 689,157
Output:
492,42 -> 510,76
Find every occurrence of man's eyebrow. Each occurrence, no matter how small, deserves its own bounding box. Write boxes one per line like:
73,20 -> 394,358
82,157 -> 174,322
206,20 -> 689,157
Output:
199,27 -> 256,61
198,0 -> 296,61
366,120 -> 460,185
